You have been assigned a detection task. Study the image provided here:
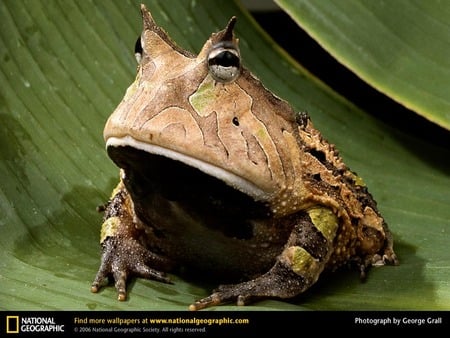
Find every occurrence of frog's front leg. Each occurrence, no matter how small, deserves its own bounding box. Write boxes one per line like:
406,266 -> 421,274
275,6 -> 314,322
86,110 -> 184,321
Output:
91,178 -> 173,301
189,207 -> 338,310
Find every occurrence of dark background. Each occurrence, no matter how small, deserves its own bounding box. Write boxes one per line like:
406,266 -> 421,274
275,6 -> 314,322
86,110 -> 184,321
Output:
252,10 -> 448,148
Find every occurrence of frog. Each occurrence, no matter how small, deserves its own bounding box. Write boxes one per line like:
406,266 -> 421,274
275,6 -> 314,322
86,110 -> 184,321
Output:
91,4 -> 399,311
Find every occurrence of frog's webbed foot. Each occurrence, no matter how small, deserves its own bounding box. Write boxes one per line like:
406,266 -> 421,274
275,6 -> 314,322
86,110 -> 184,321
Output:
91,236 -> 172,301
189,262 -> 305,311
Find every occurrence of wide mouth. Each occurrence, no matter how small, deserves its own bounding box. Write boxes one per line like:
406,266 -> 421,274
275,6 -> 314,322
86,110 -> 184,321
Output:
106,136 -> 269,201
106,143 -> 272,240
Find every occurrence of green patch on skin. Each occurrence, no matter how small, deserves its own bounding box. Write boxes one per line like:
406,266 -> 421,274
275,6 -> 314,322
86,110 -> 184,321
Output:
123,76 -> 141,102
100,216 -> 121,243
188,77 -> 216,115
307,207 -> 338,242
349,172 -> 366,187
288,246 -> 320,277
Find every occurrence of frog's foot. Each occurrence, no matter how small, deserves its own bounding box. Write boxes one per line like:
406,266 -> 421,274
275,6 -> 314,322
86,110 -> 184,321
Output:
358,245 -> 399,280
189,262 -> 304,310
91,236 -> 172,301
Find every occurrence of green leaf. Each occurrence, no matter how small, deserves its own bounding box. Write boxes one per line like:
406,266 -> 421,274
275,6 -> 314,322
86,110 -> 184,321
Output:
1,0 -> 449,311
275,0 -> 450,130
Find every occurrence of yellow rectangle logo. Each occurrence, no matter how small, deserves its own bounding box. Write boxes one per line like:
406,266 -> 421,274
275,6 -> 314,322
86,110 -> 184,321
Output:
6,316 -> 19,334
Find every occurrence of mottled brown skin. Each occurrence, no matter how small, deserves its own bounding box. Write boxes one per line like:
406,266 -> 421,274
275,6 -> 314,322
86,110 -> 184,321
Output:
91,5 -> 398,310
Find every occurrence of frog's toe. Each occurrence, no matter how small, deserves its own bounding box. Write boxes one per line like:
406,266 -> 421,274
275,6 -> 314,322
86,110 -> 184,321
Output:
111,263 -> 166,301
91,262 -> 110,294
189,292 -> 233,311
112,270 -> 128,301
189,282 -> 256,310
133,262 -> 172,284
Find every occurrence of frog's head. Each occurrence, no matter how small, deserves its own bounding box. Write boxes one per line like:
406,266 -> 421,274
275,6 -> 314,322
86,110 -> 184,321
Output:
104,5 -> 306,216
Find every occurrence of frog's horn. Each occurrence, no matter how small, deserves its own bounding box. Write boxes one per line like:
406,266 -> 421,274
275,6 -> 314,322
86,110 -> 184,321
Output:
140,4 -> 167,39
139,4 -> 194,58
220,17 -> 237,42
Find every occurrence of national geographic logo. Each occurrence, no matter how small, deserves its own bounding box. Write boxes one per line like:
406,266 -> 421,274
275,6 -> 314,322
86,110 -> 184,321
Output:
6,315 -> 65,334
6,316 -> 19,334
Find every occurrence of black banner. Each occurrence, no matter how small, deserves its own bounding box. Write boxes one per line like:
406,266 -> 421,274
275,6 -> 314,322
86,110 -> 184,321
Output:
1,311 -> 448,336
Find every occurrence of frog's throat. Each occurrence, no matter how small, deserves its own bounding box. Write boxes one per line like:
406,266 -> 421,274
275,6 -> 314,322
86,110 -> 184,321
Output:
106,136 -> 269,202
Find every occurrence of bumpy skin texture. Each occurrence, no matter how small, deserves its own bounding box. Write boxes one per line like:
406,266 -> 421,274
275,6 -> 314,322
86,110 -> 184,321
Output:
91,5 -> 399,310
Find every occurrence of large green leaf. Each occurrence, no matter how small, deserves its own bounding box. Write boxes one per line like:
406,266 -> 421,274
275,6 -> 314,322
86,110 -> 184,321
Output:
1,0 -> 449,311
275,0 -> 450,130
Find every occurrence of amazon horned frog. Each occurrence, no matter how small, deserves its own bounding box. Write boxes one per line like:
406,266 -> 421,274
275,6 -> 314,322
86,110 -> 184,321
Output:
91,4 -> 398,310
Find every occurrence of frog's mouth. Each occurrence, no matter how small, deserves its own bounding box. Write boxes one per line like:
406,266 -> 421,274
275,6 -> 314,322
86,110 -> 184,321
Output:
106,136 -> 272,238
106,136 -> 269,200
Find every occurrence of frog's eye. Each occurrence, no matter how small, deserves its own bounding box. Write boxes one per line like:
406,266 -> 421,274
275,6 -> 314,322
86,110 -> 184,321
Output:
134,37 -> 143,64
207,42 -> 241,83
